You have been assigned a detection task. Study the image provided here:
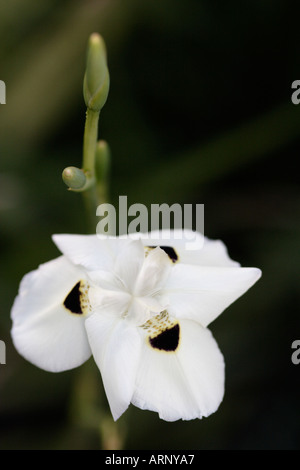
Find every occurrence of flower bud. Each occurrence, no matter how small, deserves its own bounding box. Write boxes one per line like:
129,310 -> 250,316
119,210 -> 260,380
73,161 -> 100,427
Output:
83,33 -> 110,112
62,166 -> 86,190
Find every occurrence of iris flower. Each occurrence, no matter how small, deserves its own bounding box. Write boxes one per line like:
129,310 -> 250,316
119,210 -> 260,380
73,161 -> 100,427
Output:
11,230 -> 261,421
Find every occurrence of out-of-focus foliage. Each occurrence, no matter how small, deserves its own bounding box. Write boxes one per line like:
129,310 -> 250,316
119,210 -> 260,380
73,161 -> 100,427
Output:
0,0 -> 299,449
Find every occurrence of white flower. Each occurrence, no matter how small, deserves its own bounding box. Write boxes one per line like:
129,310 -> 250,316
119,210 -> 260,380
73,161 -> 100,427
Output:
11,230 -> 261,422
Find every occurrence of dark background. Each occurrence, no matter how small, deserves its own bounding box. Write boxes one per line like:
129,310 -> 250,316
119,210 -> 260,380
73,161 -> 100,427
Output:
0,0 -> 299,449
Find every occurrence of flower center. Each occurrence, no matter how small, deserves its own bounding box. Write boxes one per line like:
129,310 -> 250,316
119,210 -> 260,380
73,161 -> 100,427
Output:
87,242 -> 173,326
121,293 -> 165,326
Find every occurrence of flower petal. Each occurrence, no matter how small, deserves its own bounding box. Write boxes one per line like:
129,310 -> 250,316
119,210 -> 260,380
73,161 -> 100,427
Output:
52,234 -> 123,271
11,256 -> 92,372
134,246 -> 172,297
88,284 -> 131,316
130,229 -> 240,267
164,264 -> 262,327
113,239 -> 145,292
132,318 -> 224,421
85,313 -> 142,421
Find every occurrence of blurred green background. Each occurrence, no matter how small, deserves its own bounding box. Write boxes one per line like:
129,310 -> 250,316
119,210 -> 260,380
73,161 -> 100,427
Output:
0,0 -> 300,450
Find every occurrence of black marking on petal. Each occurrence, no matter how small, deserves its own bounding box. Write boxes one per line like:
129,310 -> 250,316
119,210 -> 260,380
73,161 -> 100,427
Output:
149,324 -> 180,351
146,245 -> 178,263
160,246 -> 178,263
64,282 -> 83,314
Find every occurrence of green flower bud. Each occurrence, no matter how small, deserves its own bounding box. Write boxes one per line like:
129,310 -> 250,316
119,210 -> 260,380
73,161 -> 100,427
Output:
83,33 -> 110,112
62,166 -> 86,190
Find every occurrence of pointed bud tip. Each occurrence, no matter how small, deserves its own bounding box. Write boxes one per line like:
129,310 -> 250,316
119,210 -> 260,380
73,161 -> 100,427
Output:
95,140 -> 110,181
89,32 -> 103,45
97,139 -> 109,151
90,32 -> 101,40
96,140 -> 111,161
88,33 -> 106,56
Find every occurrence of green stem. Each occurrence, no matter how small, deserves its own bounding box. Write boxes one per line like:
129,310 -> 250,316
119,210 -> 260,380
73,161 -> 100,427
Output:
83,108 -> 100,173
95,140 -> 110,206
82,108 -> 101,231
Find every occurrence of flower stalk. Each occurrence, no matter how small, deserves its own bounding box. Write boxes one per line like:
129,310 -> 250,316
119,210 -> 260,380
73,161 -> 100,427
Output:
62,33 -> 110,230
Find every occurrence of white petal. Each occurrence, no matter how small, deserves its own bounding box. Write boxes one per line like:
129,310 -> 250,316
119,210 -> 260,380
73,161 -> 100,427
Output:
87,269 -> 126,292
85,313 -> 142,421
89,284 -> 131,316
11,256 -> 91,372
131,229 -> 240,267
185,236 -> 240,267
113,239 -> 145,292
132,318 -> 224,421
126,296 -> 165,326
134,246 -> 172,297
164,264 -> 262,327
52,234 -> 123,271
135,296 -> 167,315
